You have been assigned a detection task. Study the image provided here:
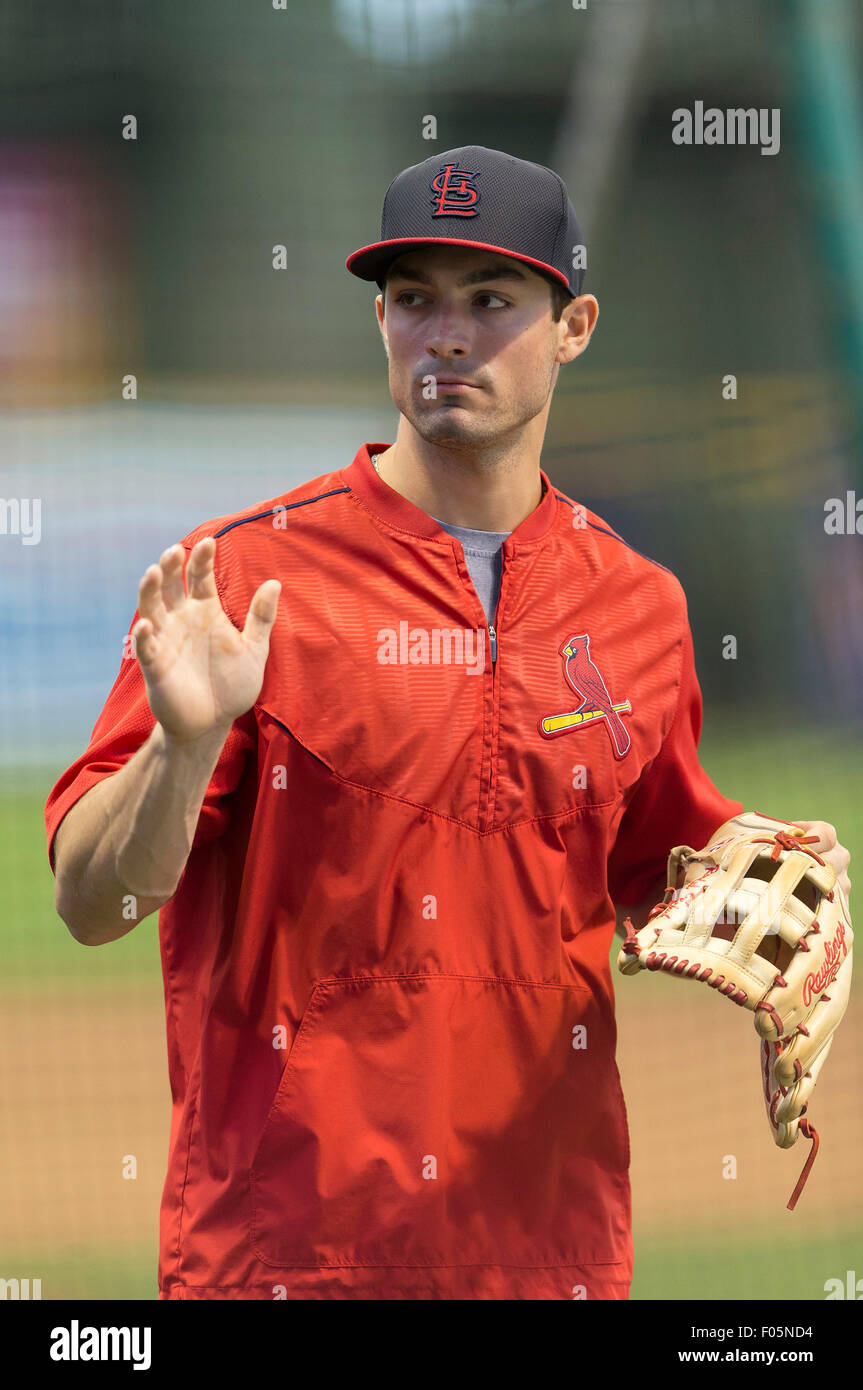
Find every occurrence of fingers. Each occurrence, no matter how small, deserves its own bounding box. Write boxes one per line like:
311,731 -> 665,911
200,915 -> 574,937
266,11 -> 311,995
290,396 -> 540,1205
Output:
131,616 -> 157,666
137,538 -> 218,635
833,839 -> 852,896
242,579 -> 281,648
791,819 -> 836,851
158,545 -> 186,611
138,543 -> 186,633
185,537 -> 218,601
835,860 -> 852,898
137,564 -> 169,634
792,820 -> 850,896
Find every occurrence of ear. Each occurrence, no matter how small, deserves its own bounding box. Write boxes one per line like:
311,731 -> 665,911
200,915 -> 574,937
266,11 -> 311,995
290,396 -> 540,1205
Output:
556,294 -> 599,365
375,292 -> 389,356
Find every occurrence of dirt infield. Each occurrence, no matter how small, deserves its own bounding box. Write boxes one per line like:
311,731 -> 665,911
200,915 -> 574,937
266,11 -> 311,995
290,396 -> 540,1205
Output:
616,973 -> 863,1231
1,973 -> 860,1272
0,982 -> 168,1260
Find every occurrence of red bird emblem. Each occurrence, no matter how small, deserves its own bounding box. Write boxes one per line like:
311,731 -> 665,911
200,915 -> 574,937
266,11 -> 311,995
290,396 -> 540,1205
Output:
538,633 -> 632,759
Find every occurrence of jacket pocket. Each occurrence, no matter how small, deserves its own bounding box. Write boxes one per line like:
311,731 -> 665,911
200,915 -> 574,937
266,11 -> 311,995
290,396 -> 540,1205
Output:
249,973 -> 630,1270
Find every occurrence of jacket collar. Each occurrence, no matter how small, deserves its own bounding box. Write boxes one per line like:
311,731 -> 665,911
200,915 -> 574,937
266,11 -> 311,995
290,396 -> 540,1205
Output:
340,443 -> 558,546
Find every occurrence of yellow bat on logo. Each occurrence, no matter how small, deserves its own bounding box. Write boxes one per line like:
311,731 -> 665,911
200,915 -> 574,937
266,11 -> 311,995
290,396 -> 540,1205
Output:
540,700 -> 632,736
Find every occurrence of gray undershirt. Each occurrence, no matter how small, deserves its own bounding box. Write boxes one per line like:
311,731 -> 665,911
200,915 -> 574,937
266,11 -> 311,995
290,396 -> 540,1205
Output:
370,451 -> 512,625
430,517 -> 510,626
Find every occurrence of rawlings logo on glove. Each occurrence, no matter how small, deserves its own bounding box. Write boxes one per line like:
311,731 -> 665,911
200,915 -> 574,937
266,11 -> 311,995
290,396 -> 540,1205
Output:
801,923 -> 848,1006
617,811 -> 853,1210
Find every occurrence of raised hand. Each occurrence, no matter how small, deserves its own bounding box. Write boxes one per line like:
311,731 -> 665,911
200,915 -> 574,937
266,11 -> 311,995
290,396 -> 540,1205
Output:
131,536 -> 280,744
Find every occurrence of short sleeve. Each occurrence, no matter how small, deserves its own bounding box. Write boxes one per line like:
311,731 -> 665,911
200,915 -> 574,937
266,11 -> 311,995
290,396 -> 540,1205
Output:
606,620 -> 743,907
44,610 -> 257,873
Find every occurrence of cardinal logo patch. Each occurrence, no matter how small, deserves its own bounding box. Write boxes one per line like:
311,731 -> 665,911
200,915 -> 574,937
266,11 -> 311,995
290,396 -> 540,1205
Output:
430,162 -> 480,217
538,633 -> 632,759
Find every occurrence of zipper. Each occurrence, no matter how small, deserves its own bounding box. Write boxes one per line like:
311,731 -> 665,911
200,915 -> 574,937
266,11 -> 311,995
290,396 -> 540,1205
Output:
448,538 -> 505,830
479,555 -> 506,829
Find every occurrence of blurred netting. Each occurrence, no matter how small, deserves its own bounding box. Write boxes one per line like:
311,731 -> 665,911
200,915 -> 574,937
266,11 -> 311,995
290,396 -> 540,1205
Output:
1,0 -> 862,1298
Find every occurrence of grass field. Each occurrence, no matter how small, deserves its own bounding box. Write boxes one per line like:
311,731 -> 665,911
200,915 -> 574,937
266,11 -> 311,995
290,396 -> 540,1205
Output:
2,713 -> 861,1299
5,1232 -> 861,1302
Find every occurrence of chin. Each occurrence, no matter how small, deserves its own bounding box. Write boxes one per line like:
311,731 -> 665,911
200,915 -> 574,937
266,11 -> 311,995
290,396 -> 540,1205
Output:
416,419 -> 489,449
405,403 -> 495,445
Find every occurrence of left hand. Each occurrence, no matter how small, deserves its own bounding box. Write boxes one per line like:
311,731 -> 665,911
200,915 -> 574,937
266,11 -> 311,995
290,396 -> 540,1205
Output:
790,819 -> 851,898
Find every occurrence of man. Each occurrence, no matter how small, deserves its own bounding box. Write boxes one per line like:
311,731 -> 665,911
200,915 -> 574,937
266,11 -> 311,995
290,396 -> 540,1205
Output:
46,146 -> 850,1300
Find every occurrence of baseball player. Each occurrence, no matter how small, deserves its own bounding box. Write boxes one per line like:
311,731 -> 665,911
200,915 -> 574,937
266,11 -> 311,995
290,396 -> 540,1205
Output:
46,146 -> 851,1300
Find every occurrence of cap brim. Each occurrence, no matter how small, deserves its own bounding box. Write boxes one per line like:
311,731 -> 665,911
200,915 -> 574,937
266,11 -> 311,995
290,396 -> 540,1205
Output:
345,237 -> 572,292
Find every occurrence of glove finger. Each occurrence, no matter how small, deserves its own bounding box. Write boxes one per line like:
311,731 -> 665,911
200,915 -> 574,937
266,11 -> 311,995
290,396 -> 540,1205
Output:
773,950 -> 853,1085
774,1036 -> 832,1123
762,1039 -> 790,1148
755,905 -> 852,1041
773,1115 -> 800,1149
617,941 -> 644,977
763,1033 -> 834,1148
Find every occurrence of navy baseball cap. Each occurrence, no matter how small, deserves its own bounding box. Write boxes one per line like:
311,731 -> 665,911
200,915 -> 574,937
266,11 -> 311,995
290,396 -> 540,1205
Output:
346,145 -> 585,298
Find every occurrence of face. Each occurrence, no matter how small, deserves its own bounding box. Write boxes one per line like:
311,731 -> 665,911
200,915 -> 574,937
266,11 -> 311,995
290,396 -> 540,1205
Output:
375,244 -> 597,453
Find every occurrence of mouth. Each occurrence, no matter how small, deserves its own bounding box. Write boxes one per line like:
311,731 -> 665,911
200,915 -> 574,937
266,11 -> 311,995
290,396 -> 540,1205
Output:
432,377 -> 481,394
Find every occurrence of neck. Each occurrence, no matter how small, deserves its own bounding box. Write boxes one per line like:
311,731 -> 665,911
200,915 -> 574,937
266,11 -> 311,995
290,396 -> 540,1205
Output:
375,419 -> 547,531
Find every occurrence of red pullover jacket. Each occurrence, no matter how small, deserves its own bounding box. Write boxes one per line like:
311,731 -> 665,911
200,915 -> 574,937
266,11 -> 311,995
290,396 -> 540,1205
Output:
45,442 -> 743,1300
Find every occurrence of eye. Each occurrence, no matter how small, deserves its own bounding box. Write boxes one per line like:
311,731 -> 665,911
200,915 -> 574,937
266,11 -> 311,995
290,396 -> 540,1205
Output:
474,292 -> 510,309
394,291 -> 427,308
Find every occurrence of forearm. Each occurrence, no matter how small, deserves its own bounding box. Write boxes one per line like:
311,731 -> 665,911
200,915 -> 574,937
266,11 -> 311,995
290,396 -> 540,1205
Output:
54,721 -> 230,945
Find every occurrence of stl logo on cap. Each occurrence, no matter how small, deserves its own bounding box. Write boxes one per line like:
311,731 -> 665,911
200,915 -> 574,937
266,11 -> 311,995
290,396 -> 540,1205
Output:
430,162 -> 480,217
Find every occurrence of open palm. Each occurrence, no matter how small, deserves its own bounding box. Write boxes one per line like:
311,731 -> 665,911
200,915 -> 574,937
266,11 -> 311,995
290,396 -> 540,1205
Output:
131,536 -> 281,743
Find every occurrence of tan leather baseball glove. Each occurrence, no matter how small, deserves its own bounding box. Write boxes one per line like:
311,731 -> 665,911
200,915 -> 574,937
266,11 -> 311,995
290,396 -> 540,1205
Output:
617,810 -> 853,1209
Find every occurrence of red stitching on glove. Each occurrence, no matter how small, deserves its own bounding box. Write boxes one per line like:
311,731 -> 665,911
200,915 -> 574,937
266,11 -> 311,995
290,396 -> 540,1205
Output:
620,916 -> 641,956
756,1000 -> 786,1035
759,830 -> 825,866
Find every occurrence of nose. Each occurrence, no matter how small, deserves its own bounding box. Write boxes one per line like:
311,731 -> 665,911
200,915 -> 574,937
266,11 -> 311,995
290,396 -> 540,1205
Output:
424,305 -> 471,360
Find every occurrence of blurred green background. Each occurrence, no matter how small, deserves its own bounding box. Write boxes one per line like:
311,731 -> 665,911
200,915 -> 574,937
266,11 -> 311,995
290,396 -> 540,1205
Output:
1,0 -> 861,1299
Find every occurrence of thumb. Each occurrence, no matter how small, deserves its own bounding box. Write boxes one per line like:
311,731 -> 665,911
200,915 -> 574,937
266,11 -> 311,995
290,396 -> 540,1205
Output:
242,579 -> 281,648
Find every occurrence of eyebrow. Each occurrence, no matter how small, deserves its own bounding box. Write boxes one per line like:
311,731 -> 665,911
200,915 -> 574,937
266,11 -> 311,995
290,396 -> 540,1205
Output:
387,262 -> 528,288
